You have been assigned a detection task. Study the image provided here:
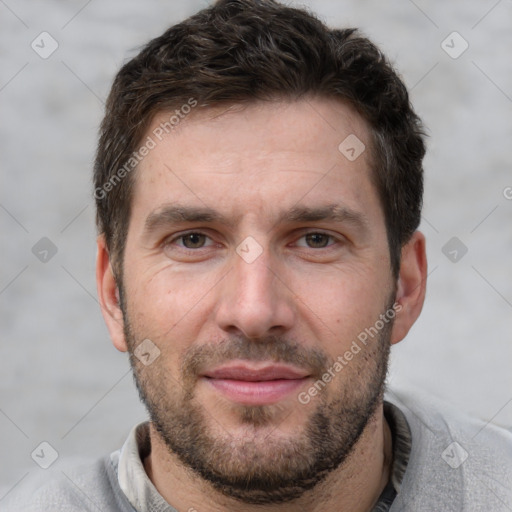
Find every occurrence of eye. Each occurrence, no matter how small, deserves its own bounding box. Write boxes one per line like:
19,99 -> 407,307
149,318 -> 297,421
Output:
170,232 -> 214,249
296,232 -> 337,249
182,232 -> 207,249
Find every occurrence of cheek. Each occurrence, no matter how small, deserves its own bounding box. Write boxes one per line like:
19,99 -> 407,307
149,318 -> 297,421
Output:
123,265 -> 218,351
289,265 -> 390,349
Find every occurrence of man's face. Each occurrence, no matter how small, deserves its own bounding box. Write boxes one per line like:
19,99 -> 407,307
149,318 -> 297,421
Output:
119,98 -> 396,503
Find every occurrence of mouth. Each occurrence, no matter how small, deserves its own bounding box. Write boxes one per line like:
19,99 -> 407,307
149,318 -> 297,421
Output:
201,363 -> 311,405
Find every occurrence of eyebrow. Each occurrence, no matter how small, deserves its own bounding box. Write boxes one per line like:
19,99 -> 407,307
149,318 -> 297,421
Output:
280,204 -> 368,229
144,205 -> 230,236
143,203 -> 368,237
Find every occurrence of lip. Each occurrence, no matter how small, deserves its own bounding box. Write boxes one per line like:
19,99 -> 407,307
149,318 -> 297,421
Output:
201,363 -> 310,405
203,363 -> 310,381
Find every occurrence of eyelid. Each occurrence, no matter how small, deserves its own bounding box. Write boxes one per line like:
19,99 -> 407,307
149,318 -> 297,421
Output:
164,230 -> 216,249
292,230 -> 341,248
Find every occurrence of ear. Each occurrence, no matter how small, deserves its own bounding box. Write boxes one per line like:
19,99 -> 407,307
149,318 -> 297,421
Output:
390,231 -> 427,345
96,235 -> 128,352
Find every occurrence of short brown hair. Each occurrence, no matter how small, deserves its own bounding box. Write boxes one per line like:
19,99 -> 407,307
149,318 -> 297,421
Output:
94,0 -> 425,280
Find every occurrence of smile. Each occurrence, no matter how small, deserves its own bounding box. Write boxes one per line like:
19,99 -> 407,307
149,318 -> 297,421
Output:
201,363 -> 311,405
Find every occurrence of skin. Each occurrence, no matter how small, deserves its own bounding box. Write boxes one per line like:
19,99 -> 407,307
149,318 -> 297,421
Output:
97,97 -> 427,511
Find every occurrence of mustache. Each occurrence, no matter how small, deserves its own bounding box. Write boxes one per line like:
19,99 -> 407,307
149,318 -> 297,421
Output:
181,334 -> 330,382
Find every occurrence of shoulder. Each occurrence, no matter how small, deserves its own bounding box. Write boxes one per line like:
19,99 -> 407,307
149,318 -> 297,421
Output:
2,455 -> 135,512
386,387 -> 512,511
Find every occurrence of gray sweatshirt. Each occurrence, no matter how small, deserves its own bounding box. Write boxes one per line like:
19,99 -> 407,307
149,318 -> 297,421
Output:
3,388 -> 512,511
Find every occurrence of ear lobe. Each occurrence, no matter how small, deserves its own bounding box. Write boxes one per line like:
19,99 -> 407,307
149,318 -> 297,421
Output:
390,231 -> 427,345
96,235 -> 128,352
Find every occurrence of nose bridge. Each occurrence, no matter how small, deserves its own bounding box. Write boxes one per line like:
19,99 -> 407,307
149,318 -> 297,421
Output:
215,241 -> 294,338
235,247 -> 275,302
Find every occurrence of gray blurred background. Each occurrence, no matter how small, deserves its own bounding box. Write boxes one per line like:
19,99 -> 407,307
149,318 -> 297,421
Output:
1,0 -> 511,498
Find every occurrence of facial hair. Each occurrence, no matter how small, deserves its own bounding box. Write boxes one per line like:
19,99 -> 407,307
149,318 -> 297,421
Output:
122,294 -> 394,505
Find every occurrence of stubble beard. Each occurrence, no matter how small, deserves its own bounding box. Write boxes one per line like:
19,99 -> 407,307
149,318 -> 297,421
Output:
122,296 -> 393,505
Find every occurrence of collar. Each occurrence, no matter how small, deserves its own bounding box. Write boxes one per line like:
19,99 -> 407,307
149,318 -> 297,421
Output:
113,422 -> 176,512
370,401 -> 412,511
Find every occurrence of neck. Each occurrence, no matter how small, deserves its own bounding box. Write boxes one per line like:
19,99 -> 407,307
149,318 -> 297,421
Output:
144,404 -> 392,512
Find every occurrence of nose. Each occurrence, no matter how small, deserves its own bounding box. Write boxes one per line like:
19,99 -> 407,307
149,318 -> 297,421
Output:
214,246 -> 296,339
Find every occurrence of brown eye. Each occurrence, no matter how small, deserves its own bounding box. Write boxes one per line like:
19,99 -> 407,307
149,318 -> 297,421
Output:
180,233 -> 207,249
304,233 -> 331,248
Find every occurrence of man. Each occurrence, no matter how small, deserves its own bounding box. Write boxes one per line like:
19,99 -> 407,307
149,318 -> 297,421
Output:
7,0 -> 511,510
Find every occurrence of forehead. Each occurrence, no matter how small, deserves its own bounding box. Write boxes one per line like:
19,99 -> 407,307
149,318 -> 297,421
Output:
144,98 -> 370,164
129,97 -> 382,231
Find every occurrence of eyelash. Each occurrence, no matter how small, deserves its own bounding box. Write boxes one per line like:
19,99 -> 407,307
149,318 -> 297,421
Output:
164,230 -> 341,252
